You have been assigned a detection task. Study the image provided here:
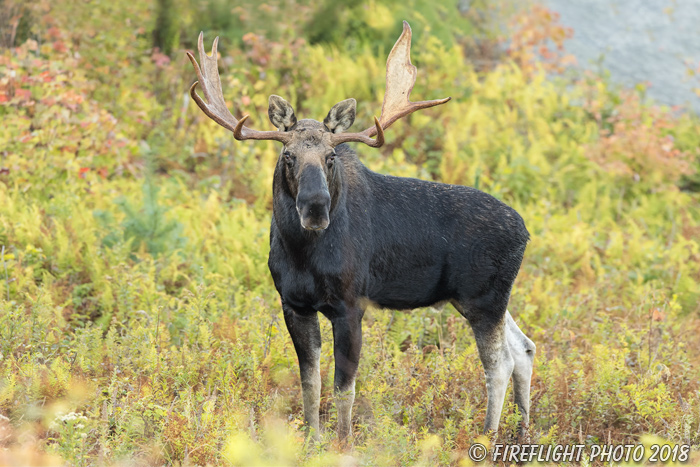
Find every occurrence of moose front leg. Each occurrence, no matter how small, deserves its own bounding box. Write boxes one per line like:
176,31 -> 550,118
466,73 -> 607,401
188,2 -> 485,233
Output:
329,309 -> 363,443
283,305 -> 322,441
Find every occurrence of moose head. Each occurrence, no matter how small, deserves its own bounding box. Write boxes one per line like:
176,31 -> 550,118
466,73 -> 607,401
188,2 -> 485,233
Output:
186,22 -> 450,232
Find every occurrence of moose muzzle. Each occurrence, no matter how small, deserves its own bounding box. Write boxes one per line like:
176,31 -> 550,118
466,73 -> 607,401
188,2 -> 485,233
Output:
296,166 -> 331,231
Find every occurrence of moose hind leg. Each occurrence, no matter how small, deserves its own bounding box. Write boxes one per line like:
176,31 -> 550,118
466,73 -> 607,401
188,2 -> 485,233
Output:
283,306 -> 322,440
456,300 -> 514,433
505,310 -> 535,430
476,319 -> 514,432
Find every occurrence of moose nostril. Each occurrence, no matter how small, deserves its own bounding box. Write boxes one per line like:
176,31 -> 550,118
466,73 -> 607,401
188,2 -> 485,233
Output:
312,201 -> 329,214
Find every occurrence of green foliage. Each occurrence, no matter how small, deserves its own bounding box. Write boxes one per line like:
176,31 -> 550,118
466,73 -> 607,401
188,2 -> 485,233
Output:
1,0 -> 700,465
108,151 -> 188,258
305,0 -> 496,55
153,0 -> 180,55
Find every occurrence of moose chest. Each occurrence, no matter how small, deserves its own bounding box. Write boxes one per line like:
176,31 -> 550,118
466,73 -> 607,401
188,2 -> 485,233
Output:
268,226 -> 352,313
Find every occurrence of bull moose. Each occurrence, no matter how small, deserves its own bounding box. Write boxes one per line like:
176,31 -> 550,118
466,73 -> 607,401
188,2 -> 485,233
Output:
187,22 -> 536,442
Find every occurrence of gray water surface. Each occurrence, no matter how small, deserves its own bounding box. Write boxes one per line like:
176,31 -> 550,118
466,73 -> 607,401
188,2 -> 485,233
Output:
545,0 -> 700,113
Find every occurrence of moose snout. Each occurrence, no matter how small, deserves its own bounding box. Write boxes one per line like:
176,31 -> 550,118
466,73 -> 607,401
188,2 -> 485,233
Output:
296,165 -> 331,231
296,190 -> 331,231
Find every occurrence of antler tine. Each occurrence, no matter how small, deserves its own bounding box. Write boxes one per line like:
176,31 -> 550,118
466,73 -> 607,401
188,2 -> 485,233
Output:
372,21 -> 451,136
187,33 -> 291,144
331,21 -> 450,148
330,116 -> 384,147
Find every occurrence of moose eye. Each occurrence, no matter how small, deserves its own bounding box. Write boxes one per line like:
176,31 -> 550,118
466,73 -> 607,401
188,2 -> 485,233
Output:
327,150 -> 336,165
283,151 -> 293,164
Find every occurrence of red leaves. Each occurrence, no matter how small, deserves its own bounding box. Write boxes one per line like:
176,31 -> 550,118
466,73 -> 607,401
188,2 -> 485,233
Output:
1,33 -> 131,181
52,41 -> 68,54
78,167 -> 108,179
584,89 -> 695,186
506,4 -> 576,77
651,308 -> 666,322
14,89 -> 31,101
47,26 -> 62,39
151,49 -> 171,68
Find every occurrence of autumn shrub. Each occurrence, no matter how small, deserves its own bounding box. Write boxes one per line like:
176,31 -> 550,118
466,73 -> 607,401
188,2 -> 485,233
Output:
581,79 -> 695,192
505,3 -> 576,77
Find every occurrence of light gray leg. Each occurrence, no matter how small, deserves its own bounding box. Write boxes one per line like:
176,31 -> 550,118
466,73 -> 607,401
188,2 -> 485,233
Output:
283,306 -> 322,441
330,310 -> 362,443
472,318 -> 514,432
301,348 -> 322,440
335,387 -> 355,442
505,310 -> 535,431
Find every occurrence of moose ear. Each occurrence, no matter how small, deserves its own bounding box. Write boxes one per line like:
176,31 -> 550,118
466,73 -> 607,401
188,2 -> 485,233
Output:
268,95 -> 297,131
324,98 -> 356,134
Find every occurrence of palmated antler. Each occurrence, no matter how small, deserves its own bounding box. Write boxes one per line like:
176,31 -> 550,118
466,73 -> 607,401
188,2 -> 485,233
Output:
331,21 -> 451,148
187,32 -> 291,144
